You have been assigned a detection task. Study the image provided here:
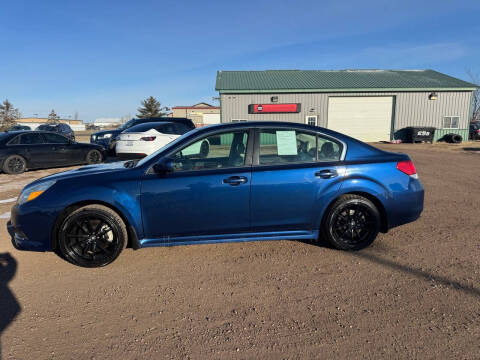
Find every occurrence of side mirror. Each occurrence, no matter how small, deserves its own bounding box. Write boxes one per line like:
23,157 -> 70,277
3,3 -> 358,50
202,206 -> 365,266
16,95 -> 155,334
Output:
153,158 -> 174,175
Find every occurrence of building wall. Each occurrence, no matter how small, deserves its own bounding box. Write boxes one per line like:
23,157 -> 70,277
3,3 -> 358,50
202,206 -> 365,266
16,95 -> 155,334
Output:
172,107 -> 221,127
220,91 -> 472,141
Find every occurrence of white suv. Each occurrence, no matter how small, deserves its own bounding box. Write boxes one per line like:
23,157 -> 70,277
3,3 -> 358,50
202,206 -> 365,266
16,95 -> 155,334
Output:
116,122 -> 193,160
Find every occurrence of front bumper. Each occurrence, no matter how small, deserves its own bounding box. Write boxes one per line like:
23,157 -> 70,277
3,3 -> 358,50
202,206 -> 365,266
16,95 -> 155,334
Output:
7,204 -> 53,252
91,137 -> 117,153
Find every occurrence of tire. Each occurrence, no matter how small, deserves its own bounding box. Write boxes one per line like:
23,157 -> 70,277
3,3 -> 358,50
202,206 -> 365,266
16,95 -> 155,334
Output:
57,205 -> 128,267
444,133 -> 462,144
2,155 -> 27,174
321,195 -> 381,250
86,149 -> 103,164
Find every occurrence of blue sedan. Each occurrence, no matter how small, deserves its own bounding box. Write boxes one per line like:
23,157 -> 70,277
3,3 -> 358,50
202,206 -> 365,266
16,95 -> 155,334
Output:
7,122 -> 424,267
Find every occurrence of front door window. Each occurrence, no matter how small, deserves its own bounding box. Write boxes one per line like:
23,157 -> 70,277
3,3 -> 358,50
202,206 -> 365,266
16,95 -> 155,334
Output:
171,130 -> 249,171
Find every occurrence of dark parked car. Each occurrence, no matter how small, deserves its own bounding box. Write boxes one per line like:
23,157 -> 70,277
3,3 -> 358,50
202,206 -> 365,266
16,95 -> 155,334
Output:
90,117 -> 195,154
469,121 -> 480,140
86,124 -> 100,130
0,131 -> 105,174
8,125 -> 31,131
37,123 -> 75,141
8,121 -> 424,267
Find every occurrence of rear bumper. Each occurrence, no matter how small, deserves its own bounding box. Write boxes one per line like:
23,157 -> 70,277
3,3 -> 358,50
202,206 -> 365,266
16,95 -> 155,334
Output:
117,153 -> 147,160
387,178 -> 424,229
91,138 -> 116,154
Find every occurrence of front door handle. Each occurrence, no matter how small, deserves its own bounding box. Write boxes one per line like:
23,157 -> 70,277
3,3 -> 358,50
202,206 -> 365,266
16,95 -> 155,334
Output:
223,176 -> 248,186
315,169 -> 338,179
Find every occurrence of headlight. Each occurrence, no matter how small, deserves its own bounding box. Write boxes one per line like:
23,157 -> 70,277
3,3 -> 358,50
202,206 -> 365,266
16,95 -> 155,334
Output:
17,180 -> 56,205
101,134 -> 112,139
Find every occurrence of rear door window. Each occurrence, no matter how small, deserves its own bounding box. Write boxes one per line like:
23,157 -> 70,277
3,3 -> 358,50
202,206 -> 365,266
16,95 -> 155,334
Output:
43,133 -> 70,144
317,136 -> 343,161
258,129 -> 317,165
257,129 -> 343,165
19,133 -> 45,144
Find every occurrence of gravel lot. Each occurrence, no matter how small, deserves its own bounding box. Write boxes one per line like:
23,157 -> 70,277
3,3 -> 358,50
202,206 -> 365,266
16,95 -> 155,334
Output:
0,142 -> 479,359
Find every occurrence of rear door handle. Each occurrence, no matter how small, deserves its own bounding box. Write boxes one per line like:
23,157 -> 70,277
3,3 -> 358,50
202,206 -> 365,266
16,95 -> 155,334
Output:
315,169 -> 338,179
223,176 -> 248,186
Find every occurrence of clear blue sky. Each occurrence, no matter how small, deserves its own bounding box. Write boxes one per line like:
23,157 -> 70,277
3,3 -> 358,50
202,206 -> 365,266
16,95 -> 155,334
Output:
1,0 -> 479,122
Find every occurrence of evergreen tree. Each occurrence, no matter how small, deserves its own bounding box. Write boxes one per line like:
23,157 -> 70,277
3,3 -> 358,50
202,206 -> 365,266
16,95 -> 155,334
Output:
0,99 -> 21,131
137,96 -> 169,118
47,109 -> 60,123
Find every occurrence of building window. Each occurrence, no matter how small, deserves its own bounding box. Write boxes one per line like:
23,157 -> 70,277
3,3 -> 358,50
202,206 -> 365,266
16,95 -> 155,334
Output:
231,119 -> 247,123
306,116 -> 317,126
443,116 -> 459,129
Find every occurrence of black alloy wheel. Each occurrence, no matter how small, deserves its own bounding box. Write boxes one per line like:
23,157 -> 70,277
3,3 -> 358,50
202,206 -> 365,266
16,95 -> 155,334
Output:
3,155 -> 27,174
86,149 -> 103,164
57,205 -> 127,267
322,195 -> 380,250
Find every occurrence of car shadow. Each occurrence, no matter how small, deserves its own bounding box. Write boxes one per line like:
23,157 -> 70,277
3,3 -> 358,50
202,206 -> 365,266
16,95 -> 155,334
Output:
304,240 -> 480,299
0,253 -> 21,358
463,147 -> 480,152
351,250 -> 480,298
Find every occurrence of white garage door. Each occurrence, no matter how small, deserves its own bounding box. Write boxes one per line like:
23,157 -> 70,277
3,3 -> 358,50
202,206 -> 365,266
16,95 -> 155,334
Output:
327,96 -> 393,142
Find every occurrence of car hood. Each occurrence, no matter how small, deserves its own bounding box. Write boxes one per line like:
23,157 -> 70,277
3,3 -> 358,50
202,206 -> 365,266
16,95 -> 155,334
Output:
33,161 -> 130,184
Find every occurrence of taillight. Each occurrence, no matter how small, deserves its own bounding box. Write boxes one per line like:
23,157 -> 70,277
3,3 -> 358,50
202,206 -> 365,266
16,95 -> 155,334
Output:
140,136 -> 156,141
476,129 -> 480,134
396,160 -> 417,178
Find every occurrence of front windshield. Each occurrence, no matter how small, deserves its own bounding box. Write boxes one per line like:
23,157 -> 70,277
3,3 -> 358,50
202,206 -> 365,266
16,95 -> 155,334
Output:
118,119 -> 135,131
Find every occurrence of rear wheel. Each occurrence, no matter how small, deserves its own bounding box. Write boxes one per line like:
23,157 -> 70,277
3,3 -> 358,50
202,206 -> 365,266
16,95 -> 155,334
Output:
3,155 -> 26,174
57,205 -> 127,267
86,149 -> 103,164
321,195 -> 380,250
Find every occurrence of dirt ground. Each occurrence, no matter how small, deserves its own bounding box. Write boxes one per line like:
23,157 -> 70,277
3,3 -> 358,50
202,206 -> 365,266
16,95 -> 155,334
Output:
0,142 -> 479,359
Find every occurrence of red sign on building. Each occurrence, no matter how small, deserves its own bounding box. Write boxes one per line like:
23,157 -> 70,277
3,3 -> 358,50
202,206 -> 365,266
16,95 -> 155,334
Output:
248,103 -> 301,114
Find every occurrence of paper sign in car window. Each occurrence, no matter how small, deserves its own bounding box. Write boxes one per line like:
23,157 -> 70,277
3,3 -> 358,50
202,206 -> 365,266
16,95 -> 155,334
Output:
276,131 -> 297,155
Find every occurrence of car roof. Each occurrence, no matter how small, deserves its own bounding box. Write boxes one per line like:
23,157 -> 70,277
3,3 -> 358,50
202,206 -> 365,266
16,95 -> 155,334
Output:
192,121 -> 350,140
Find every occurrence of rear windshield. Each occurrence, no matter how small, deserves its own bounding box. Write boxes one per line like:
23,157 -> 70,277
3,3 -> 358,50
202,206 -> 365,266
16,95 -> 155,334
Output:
124,123 -> 161,133
124,122 -> 182,134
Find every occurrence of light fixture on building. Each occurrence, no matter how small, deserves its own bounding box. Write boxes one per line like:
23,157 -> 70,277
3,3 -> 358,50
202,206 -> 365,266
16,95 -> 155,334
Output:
309,108 -> 316,112
271,96 -> 278,103
429,92 -> 438,100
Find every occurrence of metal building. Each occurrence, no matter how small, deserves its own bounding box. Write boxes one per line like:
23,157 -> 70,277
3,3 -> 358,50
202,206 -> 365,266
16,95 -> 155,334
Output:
215,70 -> 477,142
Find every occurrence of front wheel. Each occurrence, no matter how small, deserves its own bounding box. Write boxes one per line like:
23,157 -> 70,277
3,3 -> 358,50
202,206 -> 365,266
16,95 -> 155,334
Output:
321,195 -> 380,250
57,205 -> 128,267
86,149 -> 103,164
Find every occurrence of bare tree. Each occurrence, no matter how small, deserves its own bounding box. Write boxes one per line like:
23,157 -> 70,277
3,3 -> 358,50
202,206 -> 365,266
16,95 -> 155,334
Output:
0,99 -> 21,131
47,109 -> 60,124
466,70 -> 480,122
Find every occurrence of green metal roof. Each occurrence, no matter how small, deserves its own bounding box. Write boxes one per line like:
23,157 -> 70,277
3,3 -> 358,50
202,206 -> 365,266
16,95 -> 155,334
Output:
215,69 -> 478,93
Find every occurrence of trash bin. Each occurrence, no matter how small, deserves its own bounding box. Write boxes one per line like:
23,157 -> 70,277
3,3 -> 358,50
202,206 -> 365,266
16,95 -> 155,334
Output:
405,127 -> 436,143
